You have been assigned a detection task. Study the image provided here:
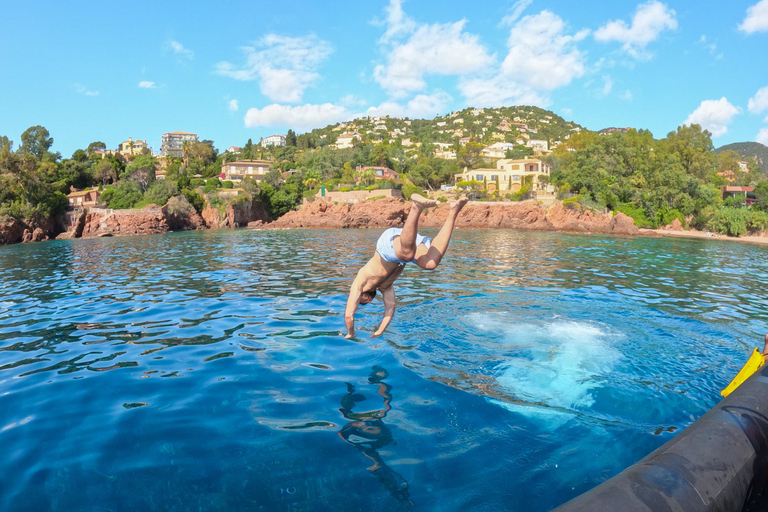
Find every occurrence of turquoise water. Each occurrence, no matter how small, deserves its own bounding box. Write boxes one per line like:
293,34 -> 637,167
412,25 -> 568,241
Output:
1,228 -> 767,511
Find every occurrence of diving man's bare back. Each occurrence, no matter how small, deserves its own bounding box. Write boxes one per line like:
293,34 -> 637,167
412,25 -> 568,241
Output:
345,194 -> 469,338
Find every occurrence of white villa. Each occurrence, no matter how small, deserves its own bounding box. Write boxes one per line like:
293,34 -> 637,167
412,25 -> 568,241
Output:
526,139 -> 549,152
260,134 -> 286,147
454,158 -> 553,193
336,132 -> 361,149
220,159 -> 272,182
481,142 -> 515,159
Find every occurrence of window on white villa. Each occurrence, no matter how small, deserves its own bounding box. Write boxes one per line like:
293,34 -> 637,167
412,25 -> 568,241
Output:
475,175 -> 483,181
512,175 -> 520,181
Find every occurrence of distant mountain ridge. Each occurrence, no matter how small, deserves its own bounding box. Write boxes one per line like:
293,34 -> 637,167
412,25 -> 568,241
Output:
715,141 -> 768,173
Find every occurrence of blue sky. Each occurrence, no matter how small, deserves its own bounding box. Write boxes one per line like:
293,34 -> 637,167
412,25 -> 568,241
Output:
1,0 -> 768,157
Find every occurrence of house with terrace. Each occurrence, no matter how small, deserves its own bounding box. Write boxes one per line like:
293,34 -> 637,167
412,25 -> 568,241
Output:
454,158 -> 553,194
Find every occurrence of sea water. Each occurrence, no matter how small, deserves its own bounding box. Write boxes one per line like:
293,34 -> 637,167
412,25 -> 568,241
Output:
0,228 -> 766,511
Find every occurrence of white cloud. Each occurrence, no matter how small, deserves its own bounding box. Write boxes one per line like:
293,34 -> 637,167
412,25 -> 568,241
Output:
358,92 -> 451,120
138,81 -> 156,89
406,91 -> 452,118
363,102 -> 405,118
602,76 -> 614,96
165,40 -> 193,60
73,83 -> 98,96
374,20 -> 494,98
244,103 -> 350,131
684,97 -> 741,137
459,10 -> 585,107
698,34 -> 718,56
757,127 -> 768,146
594,1 -> 677,58
748,86 -> 768,114
561,107 -> 573,117
739,0 -> 768,33
620,90 -> 634,101
501,0 -> 533,26
216,34 -> 333,103
228,99 -> 239,111
459,75 -> 549,108
501,12 -> 587,90
377,0 -> 417,42
339,94 -> 368,108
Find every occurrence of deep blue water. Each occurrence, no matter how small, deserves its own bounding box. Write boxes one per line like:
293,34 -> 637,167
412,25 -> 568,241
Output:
1,228 -> 767,511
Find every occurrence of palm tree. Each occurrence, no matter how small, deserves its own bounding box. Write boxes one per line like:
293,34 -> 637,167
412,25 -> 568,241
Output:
303,170 -> 321,189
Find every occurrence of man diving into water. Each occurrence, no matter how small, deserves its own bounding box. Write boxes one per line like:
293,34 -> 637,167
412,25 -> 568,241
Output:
345,194 -> 469,338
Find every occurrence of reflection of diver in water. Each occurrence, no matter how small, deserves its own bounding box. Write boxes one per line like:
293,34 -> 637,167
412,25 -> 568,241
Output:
338,365 -> 413,506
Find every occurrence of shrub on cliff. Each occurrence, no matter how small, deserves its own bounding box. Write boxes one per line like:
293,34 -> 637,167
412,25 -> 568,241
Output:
204,178 -> 222,193
135,180 -> 178,208
181,188 -> 205,214
101,182 -> 142,209
401,183 -> 424,200
259,182 -> 298,218
615,202 -> 654,228
166,195 -> 195,218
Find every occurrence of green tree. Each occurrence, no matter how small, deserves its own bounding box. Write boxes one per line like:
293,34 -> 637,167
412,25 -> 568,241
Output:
94,159 -> 117,185
0,135 -> 12,152
86,141 -> 106,156
263,168 -> 283,187
286,129 -> 297,147
341,162 -> 356,183
664,124 -> 716,180
458,142 -> 484,169
753,181 -> 768,211
102,181 -> 143,209
140,180 -> 179,207
369,145 -> 393,168
125,154 -> 157,189
243,139 -> 255,160
19,125 -> 54,160
71,149 -> 89,162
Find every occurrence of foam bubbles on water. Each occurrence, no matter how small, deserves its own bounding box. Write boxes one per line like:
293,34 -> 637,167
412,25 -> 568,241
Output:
466,313 -> 622,429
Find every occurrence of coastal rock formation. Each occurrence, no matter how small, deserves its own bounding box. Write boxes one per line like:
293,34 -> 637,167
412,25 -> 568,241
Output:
0,217 -> 24,245
268,198 -> 406,229
267,198 -> 639,236
79,209 -> 170,239
202,199 -> 272,229
1,216 -> 61,245
546,203 -> 638,235
662,218 -> 684,231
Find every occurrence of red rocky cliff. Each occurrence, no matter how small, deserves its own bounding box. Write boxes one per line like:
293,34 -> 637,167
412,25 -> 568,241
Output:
267,198 -> 638,236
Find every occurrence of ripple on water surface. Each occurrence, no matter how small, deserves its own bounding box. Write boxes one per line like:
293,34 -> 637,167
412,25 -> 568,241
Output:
0,229 -> 767,511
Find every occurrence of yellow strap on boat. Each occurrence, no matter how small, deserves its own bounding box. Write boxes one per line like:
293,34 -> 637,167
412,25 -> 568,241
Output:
721,348 -> 765,398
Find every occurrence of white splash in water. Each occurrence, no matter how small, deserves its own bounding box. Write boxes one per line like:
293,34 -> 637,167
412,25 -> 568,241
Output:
467,313 -> 622,429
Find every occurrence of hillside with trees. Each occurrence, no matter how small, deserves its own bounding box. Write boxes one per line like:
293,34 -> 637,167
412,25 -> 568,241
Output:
715,142 -> 768,173
3,106 -> 768,242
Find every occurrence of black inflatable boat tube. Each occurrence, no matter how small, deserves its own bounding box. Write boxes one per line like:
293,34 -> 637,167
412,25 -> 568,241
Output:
552,364 -> 768,512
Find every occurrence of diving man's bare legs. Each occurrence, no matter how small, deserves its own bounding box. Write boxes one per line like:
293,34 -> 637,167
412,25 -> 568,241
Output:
414,198 -> 469,270
393,194 -> 436,261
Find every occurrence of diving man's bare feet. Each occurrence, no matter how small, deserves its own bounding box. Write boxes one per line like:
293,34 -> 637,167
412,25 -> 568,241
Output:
410,193 -> 437,210
452,197 -> 469,212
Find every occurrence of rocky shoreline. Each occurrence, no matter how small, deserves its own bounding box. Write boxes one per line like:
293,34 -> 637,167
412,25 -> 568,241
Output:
6,196 -> 768,248
0,198 -> 271,245
265,197 -> 639,235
